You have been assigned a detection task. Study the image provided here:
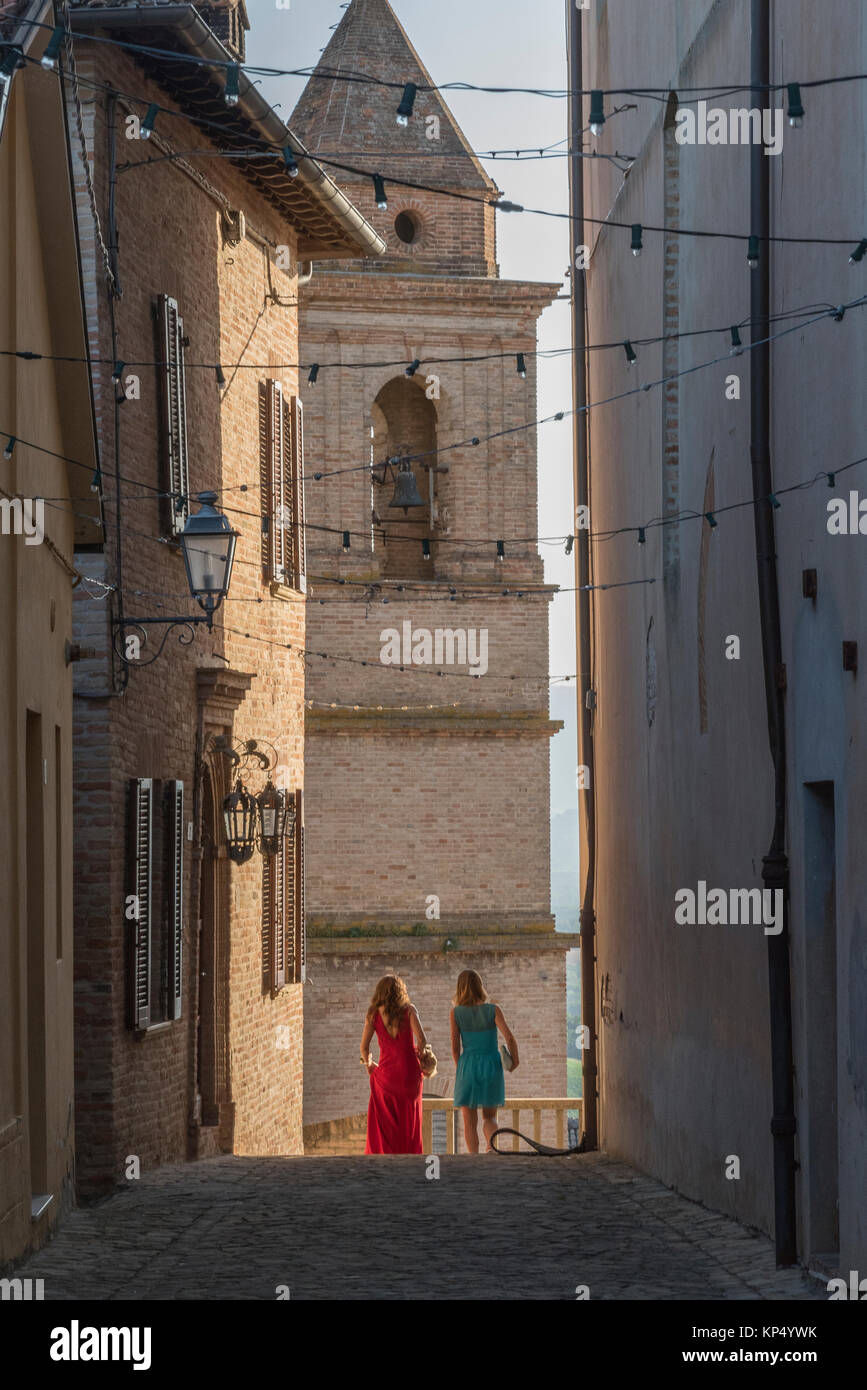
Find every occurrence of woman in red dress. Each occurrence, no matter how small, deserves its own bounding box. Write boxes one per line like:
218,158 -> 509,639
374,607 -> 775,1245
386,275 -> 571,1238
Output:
360,975 -> 427,1154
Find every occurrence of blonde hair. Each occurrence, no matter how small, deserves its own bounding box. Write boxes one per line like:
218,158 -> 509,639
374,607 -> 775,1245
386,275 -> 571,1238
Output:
367,974 -> 411,1030
453,969 -> 488,1007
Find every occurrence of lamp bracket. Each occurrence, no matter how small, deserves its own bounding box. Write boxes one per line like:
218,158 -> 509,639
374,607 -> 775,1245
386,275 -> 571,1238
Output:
112,616 -> 207,667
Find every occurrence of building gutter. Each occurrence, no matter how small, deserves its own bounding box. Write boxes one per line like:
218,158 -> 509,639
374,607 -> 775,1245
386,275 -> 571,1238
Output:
68,3 -> 386,259
566,0 -> 598,1151
750,0 -> 797,1266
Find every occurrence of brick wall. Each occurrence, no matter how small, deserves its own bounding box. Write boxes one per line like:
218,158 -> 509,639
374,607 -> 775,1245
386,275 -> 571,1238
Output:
303,946 -> 570,1136
70,46 -> 308,1192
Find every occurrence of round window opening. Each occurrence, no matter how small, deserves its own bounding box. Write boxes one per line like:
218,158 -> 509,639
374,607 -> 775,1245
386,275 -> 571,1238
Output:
394,211 -> 419,245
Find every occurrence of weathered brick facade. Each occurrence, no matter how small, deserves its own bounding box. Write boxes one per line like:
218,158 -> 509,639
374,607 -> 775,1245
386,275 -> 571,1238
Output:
291,0 -> 576,1130
67,2 -> 380,1193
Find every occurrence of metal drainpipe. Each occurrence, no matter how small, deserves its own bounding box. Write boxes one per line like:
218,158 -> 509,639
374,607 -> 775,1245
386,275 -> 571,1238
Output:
750,0 -> 798,1266
567,0 -> 598,1151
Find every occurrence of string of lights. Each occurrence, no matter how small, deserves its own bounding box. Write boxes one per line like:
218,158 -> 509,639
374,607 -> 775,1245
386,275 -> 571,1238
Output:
14,17 -> 867,104
0,297 -> 842,379
302,298 -> 867,480
3,292 -> 864,566
12,51 -> 866,251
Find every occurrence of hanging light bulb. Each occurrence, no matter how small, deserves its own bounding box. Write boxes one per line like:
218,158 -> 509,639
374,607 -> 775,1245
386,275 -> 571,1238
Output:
786,83 -> 804,128
405,359 -> 421,377
747,235 -> 760,270
140,103 -> 159,140
769,494 -> 781,510
589,91 -> 605,137
422,538 -> 431,561
730,326 -> 744,356
623,341 -> 637,367
827,472 -> 836,488
224,63 -> 240,106
638,527 -> 647,544
90,468 -> 101,494
3,436 -> 16,460
308,363 -> 320,384
705,511 -> 718,529
373,174 -> 388,210
849,239 -> 867,265
565,535 -> 574,556
630,224 -> 643,257
110,361 -> 126,384
343,531 -> 351,552
282,144 -> 299,178
396,82 -> 417,126
215,365 -> 227,390
496,540 -> 505,562
516,353 -> 528,378
41,25 -> 65,71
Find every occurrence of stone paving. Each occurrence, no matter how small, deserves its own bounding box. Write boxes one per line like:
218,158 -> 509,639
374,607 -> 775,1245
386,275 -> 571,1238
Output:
15,1151 -> 825,1301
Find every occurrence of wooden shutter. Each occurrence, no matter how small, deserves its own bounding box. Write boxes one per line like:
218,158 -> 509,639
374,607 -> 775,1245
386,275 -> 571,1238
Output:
288,396 -> 307,592
167,781 -> 184,1020
272,833 -> 288,991
259,379 -> 288,583
294,789 -> 306,984
128,779 -> 153,1030
261,853 -> 272,993
156,295 -> 190,537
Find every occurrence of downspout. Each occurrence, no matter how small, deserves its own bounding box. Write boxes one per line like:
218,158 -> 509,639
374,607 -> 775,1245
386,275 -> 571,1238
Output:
750,0 -> 797,1265
567,0 -> 598,1151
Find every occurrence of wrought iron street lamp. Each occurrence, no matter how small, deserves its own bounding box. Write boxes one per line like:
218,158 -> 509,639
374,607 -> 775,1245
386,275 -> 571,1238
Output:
113,492 -> 239,665
180,491 -> 238,627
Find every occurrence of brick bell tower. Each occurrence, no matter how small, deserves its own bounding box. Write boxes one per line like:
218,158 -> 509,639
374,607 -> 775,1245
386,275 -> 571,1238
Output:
291,0 -> 575,1139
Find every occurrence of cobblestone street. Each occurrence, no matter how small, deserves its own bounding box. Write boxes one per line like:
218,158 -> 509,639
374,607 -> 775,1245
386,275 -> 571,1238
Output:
16,1152 -> 824,1301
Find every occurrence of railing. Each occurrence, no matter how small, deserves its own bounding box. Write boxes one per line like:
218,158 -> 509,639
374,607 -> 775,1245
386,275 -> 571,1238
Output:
422,1097 -> 582,1154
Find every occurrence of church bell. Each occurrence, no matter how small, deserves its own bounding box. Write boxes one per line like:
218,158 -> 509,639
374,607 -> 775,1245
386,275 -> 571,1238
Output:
389,461 -> 425,513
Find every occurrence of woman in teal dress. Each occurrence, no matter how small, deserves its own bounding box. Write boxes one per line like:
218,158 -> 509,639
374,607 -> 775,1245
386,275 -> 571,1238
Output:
450,969 -> 520,1153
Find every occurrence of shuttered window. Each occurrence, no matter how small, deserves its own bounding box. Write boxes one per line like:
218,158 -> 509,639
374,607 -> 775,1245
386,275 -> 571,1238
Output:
128,779 -> 153,1031
262,789 -> 306,993
167,781 -> 184,1020
156,294 -> 190,537
259,381 -> 306,591
127,777 -> 184,1030
293,789 -> 307,985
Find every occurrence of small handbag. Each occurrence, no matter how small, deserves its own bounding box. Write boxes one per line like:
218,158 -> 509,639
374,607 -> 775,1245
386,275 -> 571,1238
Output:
500,1044 -> 515,1072
418,1044 -> 438,1078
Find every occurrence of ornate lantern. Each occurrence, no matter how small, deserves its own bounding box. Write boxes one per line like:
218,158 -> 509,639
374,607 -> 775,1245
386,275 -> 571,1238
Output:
257,780 -> 289,857
222,780 -> 258,864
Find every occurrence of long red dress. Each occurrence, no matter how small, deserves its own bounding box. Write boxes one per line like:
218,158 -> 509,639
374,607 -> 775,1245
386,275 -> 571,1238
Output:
365,1010 -> 423,1154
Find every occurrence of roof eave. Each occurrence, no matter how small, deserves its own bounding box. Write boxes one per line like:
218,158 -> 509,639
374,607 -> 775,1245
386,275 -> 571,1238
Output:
69,3 -> 386,260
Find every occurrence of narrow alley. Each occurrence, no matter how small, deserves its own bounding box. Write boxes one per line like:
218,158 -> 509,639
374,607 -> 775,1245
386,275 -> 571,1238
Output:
16,1154 -> 823,1302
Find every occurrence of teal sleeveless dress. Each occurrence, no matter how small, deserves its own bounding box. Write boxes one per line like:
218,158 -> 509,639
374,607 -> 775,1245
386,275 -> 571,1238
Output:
453,1003 -> 506,1109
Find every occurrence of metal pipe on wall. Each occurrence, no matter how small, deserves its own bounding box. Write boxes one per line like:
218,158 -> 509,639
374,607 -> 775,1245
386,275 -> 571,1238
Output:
566,0 -> 598,1151
750,0 -> 798,1266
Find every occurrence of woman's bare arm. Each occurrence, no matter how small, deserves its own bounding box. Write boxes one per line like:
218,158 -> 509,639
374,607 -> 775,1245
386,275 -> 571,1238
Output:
360,1014 -> 377,1069
494,1005 -> 519,1070
408,1005 -> 428,1051
450,1007 -> 461,1067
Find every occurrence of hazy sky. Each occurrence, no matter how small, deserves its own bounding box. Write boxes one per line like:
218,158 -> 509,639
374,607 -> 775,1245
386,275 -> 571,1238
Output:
245,0 -> 577,687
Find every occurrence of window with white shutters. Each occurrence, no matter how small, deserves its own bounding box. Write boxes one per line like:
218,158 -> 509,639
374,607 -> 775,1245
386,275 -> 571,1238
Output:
259,381 -> 306,591
156,295 -> 190,537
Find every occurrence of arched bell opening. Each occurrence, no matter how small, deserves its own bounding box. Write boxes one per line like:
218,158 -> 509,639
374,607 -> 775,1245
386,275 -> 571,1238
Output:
371,377 -> 438,579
